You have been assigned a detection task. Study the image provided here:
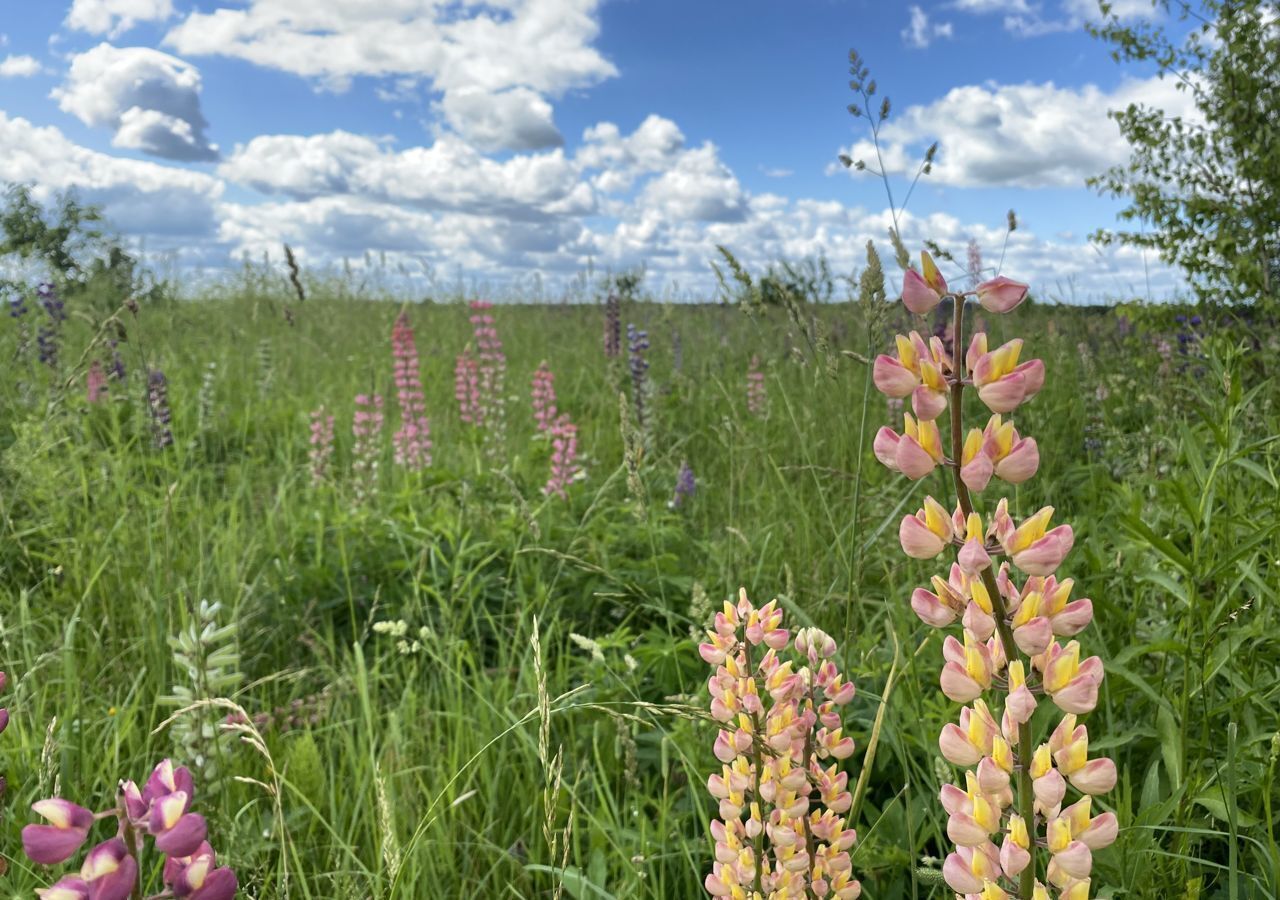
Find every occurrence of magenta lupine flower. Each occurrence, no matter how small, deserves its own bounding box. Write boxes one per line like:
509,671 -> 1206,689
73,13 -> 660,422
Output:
454,352 -> 480,424
871,250 -> 1115,898
530,362 -> 558,433
468,300 -> 507,451
544,413 -> 581,499
352,393 -> 384,502
86,361 -> 108,405
746,355 -> 767,417
25,759 -> 237,899
308,406 -> 335,485
391,313 -> 432,470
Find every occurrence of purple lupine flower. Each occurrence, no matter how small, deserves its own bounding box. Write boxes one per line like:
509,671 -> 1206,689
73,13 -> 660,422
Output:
671,460 -> 696,508
107,339 -> 127,381
308,406 -> 335,485
627,323 -> 650,428
603,293 -> 621,359
391,313 -> 432,470
148,369 -> 174,449
530,362 -> 557,433
37,282 -> 65,369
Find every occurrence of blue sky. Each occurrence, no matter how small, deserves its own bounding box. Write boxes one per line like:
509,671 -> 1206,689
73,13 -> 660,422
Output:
0,0 -> 1193,300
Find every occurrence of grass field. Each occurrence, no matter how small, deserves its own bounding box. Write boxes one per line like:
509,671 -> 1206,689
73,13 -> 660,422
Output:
0,282 -> 1277,898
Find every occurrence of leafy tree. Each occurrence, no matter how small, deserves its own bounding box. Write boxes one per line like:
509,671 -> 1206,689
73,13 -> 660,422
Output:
0,183 -> 169,310
1087,0 -> 1280,307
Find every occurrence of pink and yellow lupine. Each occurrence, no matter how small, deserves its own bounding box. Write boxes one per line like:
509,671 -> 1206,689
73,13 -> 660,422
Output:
544,413 -> 581,499
391,312 -> 433,470
531,362 -> 558,433
747,355 -> 767,417
700,589 -> 861,899
454,353 -> 480,424
877,250 -> 1116,900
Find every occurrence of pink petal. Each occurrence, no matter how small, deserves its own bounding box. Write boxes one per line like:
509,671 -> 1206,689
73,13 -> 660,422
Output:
872,427 -> 901,469
894,435 -> 938,480
22,824 -> 90,866
942,851 -> 984,893
1013,359 -> 1045,398
995,438 -> 1039,483
1078,812 -> 1119,849
902,269 -> 941,315
911,385 -> 947,421
1050,598 -> 1094,636
911,588 -> 957,628
872,356 -> 918,397
1051,674 -> 1100,715
899,516 -> 946,559
960,453 -> 994,493
939,724 -> 982,766
975,276 -> 1029,313
977,373 -> 1027,414
1012,616 -> 1053,656
958,537 -> 992,575
940,663 -> 983,703
1069,758 -> 1117,795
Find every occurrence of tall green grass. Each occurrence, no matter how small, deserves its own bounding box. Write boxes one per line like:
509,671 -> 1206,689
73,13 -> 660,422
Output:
0,289 -> 1275,897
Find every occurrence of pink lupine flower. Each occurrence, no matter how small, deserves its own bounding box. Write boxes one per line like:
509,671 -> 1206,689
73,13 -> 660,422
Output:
872,332 -> 950,420
530,362 -> 558,433
701,589 -> 861,899
391,312 -> 433,470
466,301 -> 507,451
874,246 -> 1113,898
352,393 -> 384,502
454,353 -> 480,424
544,413 -> 581,499
975,276 -> 1030,314
86,360 -> 108,404
968,334 -> 1045,414
308,406 -> 335,485
746,355 -> 767,417
901,250 -> 947,315
899,496 -> 954,559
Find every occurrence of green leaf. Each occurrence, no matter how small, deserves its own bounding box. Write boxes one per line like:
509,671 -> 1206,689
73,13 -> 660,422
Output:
1192,793 -> 1261,829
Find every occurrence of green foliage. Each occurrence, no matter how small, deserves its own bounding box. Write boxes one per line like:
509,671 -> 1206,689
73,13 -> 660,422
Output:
1088,0 -> 1280,307
0,280 -> 1276,897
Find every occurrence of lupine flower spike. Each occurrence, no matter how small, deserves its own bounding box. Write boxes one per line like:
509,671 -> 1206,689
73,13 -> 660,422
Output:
531,362 -> 558,433
23,759 -> 237,900
746,356 -> 767,417
544,413 -> 581,499
875,255 -> 1116,899
308,406 -> 335,485
390,312 -> 433,470
700,589 -> 862,899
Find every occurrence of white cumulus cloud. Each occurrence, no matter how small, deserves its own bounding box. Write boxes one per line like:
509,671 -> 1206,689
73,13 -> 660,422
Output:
0,111 -> 221,237
837,75 -> 1199,188
164,0 -> 615,151
67,0 -> 175,38
53,43 -> 218,162
0,55 -> 42,78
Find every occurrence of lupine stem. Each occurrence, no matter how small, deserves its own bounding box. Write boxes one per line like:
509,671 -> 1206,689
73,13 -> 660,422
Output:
947,293 -> 1037,900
